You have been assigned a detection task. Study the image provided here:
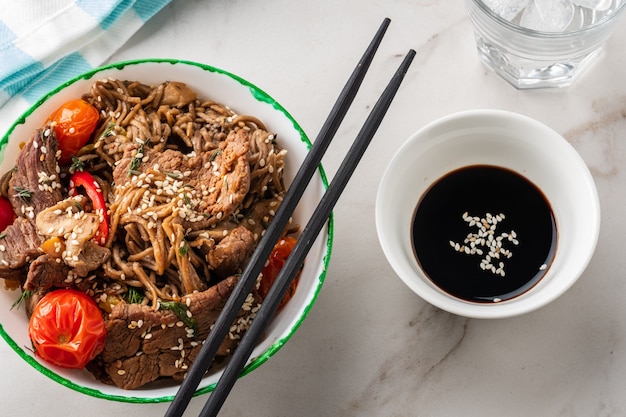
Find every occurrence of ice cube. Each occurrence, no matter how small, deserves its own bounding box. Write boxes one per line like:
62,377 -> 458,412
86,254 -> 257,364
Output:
566,2 -> 603,30
520,0 -> 575,31
482,0 -> 530,21
571,0 -> 613,11
565,5 -> 586,30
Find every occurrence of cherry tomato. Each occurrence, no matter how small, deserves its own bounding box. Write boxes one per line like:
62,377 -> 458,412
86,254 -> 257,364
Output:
0,196 -> 15,231
48,99 -> 99,165
68,171 -> 109,246
28,289 -> 106,369
259,236 -> 300,309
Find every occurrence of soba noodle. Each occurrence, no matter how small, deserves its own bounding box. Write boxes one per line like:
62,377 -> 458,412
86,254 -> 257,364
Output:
77,79 -> 290,310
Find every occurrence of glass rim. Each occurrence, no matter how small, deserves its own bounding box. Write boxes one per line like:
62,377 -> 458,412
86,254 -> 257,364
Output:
471,0 -> 626,37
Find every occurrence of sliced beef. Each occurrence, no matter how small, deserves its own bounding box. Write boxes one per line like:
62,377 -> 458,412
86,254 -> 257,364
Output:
0,125 -> 64,280
0,217 -> 43,270
112,128 -> 250,231
8,125 -> 63,220
71,240 -> 111,277
207,225 -> 255,278
23,254 -> 71,291
24,249 -> 109,295
97,275 -> 262,389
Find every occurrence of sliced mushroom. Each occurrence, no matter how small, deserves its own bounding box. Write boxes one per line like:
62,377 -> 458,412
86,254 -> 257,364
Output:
35,195 -> 104,273
160,82 -> 197,108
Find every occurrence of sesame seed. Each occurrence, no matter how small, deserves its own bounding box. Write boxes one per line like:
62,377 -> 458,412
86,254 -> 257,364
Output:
451,211 -> 518,277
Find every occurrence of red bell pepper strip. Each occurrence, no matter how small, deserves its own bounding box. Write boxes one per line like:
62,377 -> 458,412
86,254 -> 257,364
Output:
259,236 -> 301,310
68,171 -> 109,246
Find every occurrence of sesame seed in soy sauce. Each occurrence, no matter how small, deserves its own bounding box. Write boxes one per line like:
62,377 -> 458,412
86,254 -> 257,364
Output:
411,165 -> 557,303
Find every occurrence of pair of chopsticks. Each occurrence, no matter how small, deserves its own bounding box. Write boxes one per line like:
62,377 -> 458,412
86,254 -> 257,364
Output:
165,17 -> 415,417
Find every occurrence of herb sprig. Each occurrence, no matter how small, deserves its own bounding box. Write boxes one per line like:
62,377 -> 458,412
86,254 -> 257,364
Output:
13,187 -> 32,202
70,156 -> 85,172
11,290 -> 32,311
179,240 -> 189,257
128,139 -> 149,176
123,287 -> 145,304
160,301 -> 197,335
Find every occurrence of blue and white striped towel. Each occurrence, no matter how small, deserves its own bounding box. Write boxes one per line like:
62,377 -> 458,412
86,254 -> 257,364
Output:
0,0 -> 172,139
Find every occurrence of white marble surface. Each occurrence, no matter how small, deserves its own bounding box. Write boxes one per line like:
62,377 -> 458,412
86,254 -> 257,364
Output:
2,0 -> 626,415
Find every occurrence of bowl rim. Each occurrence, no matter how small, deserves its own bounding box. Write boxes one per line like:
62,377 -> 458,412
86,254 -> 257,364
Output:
375,109 -> 601,319
468,0 -> 626,38
0,58 -> 333,403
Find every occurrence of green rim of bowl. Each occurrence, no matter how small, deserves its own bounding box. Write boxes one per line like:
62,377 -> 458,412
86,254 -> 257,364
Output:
0,58 -> 333,403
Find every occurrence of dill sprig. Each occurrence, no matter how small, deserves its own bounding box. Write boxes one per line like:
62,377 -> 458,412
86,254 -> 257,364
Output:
128,139 -> 149,176
98,122 -> 117,140
11,290 -> 32,311
123,287 -> 145,304
13,187 -> 32,202
70,156 -> 84,172
163,171 -> 183,179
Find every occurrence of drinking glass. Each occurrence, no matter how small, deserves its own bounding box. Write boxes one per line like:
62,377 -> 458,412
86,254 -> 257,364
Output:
466,0 -> 626,89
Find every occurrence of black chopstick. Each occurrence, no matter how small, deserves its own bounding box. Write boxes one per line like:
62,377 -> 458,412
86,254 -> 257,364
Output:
198,48 -> 416,417
165,17 -> 391,417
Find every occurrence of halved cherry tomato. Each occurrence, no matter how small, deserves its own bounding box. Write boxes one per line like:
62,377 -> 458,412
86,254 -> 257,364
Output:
259,236 -> 300,309
68,171 -> 109,246
28,289 -> 107,369
48,99 -> 99,165
0,196 -> 15,231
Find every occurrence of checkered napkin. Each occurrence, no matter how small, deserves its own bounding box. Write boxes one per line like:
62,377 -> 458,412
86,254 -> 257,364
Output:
0,0 -> 172,139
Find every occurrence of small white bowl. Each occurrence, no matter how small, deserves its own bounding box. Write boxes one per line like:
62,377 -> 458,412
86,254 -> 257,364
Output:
375,109 -> 600,319
0,59 -> 332,402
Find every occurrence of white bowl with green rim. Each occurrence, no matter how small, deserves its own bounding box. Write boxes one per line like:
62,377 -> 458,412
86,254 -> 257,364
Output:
0,58 -> 332,402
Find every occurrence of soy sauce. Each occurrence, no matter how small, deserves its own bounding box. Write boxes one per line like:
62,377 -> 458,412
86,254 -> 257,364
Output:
411,165 -> 557,303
